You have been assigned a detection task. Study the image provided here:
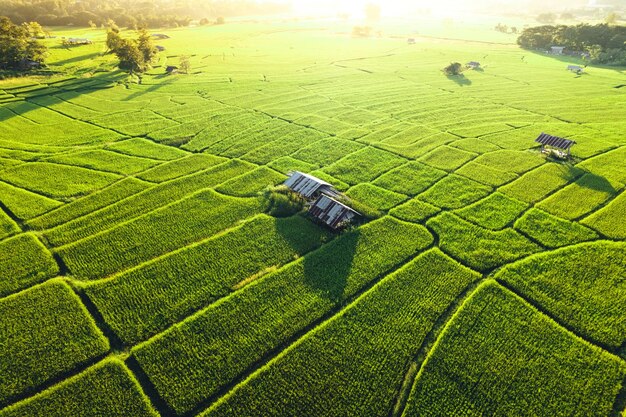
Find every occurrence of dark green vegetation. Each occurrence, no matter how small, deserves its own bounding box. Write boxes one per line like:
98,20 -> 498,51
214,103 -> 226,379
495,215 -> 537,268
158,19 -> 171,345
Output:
0,17 -> 46,70
1,18 -> 625,417
517,23 -> 626,65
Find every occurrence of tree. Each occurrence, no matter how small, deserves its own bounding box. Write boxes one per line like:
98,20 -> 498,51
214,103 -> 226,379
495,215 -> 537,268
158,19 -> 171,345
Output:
215,16 -> 225,25
443,62 -> 463,76
115,38 -> 146,73
25,21 -> 44,38
0,16 -> 46,70
179,55 -> 190,74
136,27 -> 157,65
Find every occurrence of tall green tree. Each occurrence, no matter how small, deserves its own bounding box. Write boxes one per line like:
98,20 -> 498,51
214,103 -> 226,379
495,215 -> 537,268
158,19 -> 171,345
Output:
136,27 -> 157,65
0,16 -> 46,70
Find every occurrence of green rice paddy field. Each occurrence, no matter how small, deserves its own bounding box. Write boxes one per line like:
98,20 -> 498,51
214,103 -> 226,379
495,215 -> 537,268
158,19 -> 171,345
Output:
1,18 -> 625,417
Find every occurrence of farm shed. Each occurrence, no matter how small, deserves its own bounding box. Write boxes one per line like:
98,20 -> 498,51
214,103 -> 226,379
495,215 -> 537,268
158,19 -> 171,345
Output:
156,45 -> 166,52
309,194 -> 360,229
165,66 -> 179,74
284,171 -> 338,200
550,46 -> 565,55
152,33 -> 170,39
466,61 -> 481,69
535,133 -> 576,157
567,65 -> 584,73
407,38 -> 416,44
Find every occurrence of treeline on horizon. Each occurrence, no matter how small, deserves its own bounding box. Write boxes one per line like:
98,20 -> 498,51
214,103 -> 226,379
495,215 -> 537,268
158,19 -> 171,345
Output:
517,23 -> 626,64
0,0 -> 289,28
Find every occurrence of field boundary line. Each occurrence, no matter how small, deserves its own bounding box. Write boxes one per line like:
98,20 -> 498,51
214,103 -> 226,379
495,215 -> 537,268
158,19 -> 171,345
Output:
182,241 -> 437,417
496,278 -> 624,358
52,163 -> 260,253
390,275 -> 487,417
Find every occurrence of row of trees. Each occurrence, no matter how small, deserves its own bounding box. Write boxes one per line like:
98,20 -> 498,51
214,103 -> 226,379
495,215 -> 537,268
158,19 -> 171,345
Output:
517,23 -> 626,65
106,23 -> 157,74
0,0 -> 288,28
0,16 -> 46,70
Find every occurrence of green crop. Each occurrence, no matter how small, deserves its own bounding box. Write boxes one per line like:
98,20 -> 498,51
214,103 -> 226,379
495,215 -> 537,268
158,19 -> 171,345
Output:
206,249 -> 479,416
514,208 -> 598,248
0,280 -> 109,406
455,192 -> 527,230
0,358 -> 158,417
404,282 -> 626,417
137,153 -> 227,183
420,175 -> 492,210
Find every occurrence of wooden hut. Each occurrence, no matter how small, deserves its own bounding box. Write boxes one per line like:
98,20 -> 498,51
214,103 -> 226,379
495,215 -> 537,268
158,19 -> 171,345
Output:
567,65 -> 584,73
466,61 -> 481,69
284,171 -> 338,200
535,133 -> 576,158
309,194 -> 359,229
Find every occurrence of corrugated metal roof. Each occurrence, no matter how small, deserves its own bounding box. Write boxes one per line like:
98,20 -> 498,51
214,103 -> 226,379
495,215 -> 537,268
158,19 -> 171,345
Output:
310,195 -> 359,229
535,133 -> 576,150
284,172 -> 334,199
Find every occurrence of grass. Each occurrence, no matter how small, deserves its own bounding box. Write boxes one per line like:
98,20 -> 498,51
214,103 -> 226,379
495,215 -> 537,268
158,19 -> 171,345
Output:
131,216 -> 433,415
427,212 -> 540,272
419,175 -> 492,210
0,358 -> 158,417
0,162 -> 120,199
0,280 -> 109,406
454,192 -> 527,230
372,161 -> 446,196
514,208 -> 598,248
0,19 -> 625,416
0,233 -> 59,297
495,241 -> 626,349
404,281 -> 626,417
85,214 -> 330,344
58,190 -> 264,280
205,249 -> 480,416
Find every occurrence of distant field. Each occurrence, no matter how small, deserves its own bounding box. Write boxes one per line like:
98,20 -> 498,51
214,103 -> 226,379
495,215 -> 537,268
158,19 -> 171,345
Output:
0,17 -> 625,417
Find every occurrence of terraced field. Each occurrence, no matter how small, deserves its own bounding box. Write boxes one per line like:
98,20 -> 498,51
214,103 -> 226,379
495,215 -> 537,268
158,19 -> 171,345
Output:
1,19 -> 625,417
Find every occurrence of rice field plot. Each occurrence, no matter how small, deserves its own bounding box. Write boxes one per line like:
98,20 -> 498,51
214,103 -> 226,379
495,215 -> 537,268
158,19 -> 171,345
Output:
500,163 -> 583,203
454,192 -> 527,230
44,150 -> 160,176
0,233 -> 59,297
389,198 -> 442,223
323,147 -> 407,185
207,120 -> 300,158
346,183 -> 407,212
379,132 -> 459,160
582,190 -> 626,239
241,128 -> 328,165
0,181 -> 62,220
418,146 -> 477,172
205,249 -> 480,417
137,153 -> 226,183
577,146 -> 626,185
0,358 -> 158,417
449,138 -> 501,154
85,214 -> 330,344
43,159 -> 255,247
403,282 -> 625,417
473,150 -> 544,175
0,162 -> 120,200
181,112 -> 271,152
105,138 -> 189,161
455,161 -> 518,187
57,190 -> 264,280
266,156 -> 319,175
372,161 -> 446,196
215,166 -> 287,197
514,208 -> 599,249
26,178 -> 152,230
419,175 -> 492,210
89,109 -> 179,137
292,137 -> 365,166
428,212 -> 540,272
0,280 -> 109,407
0,209 -> 19,240
131,217 -> 433,415
495,241 -> 626,350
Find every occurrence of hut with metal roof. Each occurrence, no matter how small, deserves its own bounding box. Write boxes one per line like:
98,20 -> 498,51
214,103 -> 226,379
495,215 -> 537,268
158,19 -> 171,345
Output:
309,194 -> 360,230
567,65 -> 584,73
466,61 -> 481,69
284,171 -> 338,200
535,133 -> 576,158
